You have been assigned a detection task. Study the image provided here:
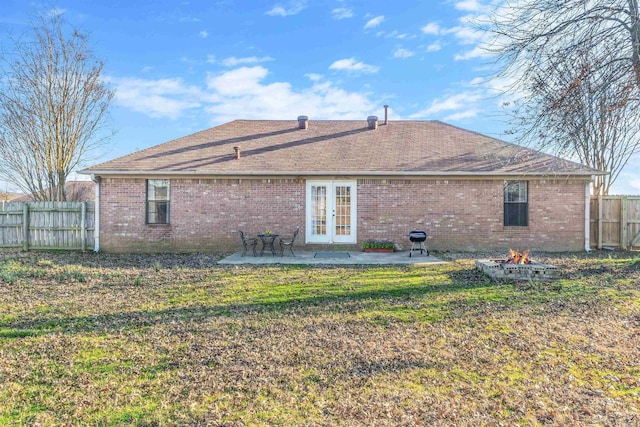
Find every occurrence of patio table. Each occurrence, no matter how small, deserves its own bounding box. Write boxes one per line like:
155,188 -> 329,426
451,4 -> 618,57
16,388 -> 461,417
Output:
257,233 -> 279,256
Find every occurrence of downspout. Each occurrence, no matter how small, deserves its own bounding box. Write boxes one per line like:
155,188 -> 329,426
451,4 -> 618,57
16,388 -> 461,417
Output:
584,181 -> 591,252
91,174 -> 100,252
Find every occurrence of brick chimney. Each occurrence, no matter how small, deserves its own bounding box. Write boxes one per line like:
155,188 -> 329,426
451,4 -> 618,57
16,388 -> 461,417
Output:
367,115 -> 378,130
297,115 -> 309,129
233,146 -> 241,160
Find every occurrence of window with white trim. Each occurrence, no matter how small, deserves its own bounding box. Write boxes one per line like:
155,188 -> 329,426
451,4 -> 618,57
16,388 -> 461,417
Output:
146,179 -> 170,224
504,180 -> 528,226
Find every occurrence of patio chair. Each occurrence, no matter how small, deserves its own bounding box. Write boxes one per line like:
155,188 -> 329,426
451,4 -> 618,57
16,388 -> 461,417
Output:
279,226 -> 300,257
239,230 -> 258,257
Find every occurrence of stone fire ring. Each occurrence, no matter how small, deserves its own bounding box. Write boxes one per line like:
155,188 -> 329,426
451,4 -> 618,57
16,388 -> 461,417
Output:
475,259 -> 559,281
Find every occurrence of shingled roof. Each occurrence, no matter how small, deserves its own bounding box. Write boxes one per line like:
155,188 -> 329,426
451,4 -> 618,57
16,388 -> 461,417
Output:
82,119 -> 598,176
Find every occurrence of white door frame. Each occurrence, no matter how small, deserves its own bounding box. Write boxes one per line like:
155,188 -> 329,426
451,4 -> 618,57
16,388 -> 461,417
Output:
305,180 -> 357,244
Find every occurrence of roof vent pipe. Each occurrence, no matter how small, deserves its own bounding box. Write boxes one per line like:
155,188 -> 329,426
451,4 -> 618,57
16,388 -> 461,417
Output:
297,115 -> 309,129
383,105 -> 389,125
367,115 -> 378,130
233,146 -> 241,160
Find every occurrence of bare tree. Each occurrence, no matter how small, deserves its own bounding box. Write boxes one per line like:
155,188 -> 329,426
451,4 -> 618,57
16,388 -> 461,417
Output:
486,0 -> 640,195
488,0 -> 640,95
0,13 -> 113,201
507,54 -> 640,195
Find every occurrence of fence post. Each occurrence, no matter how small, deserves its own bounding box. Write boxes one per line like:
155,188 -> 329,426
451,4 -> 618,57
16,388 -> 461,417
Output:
621,196 -> 628,250
81,201 -> 87,252
22,203 -> 29,251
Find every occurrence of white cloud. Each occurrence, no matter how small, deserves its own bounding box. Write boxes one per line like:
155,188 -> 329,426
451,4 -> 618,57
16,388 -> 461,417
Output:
377,30 -> 414,39
444,26 -> 485,45
364,15 -> 384,30
420,13 -> 491,61
206,55 -> 217,64
610,157 -> 640,195
454,0 -> 486,12
206,67 -> 270,96
267,6 -> 289,16
454,46 -> 490,60
107,65 -> 381,125
111,67 -> 379,124
109,77 -> 203,119
409,91 -> 484,118
305,73 -> 323,81
421,22 -> 441,35
329,58 -> 379,73
220,56 -> 274,67
420,21 -> 490,60
393,48 -> 414,59
444,110 -> 478,121
331,7 -> 353,19
199,30 -> 209,38
204,67 -> 377,123
426,41 -> 442,52
267,1 -> 306,16
629,177 -> 640,193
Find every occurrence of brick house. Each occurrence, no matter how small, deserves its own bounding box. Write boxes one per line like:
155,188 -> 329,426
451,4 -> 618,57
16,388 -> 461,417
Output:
80,115 -> 599,253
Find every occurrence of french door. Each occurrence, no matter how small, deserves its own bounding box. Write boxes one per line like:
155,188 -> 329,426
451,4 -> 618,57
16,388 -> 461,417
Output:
306,181 -> 357,244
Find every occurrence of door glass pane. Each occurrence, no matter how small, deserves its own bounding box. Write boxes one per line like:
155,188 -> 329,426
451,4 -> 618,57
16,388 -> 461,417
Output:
311,185 -> 327,236
334,185 -> 351,236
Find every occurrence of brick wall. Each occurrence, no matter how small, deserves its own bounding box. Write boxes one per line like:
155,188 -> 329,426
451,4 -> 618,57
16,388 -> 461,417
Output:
98,177 -> 588,253
99,177 -> 305,252
357,178 -> 587,252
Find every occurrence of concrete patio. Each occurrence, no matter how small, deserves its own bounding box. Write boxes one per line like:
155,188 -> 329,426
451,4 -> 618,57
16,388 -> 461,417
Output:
218,250 -> 444,265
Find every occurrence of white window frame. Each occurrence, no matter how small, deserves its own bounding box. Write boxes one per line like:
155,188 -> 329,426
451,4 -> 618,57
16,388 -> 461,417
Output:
146,179 -> 170,225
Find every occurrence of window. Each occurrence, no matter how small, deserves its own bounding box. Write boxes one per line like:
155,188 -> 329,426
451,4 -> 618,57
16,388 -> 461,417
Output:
504,181 -> 528,226
146,179 -> 170,224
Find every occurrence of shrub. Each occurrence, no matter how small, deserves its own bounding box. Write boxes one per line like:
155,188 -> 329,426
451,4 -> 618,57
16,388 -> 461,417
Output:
363,239 -> 395,249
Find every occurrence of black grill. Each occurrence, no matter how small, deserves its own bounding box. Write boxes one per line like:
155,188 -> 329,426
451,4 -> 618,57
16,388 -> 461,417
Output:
409,231 -> 426,242
408,230 -> 428,257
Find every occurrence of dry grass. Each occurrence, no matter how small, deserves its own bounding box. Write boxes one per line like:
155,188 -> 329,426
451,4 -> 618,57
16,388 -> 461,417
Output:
0,251 -> 638,426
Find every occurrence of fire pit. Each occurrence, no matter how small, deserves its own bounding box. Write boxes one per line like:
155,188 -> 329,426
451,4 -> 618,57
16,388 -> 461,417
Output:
475,249 -> 559,281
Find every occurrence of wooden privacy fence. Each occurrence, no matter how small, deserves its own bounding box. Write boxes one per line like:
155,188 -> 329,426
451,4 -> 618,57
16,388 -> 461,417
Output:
590,196 -> 640,250
0,201 -> 95,251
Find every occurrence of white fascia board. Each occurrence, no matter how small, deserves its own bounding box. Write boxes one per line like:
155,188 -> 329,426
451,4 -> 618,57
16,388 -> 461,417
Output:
79,170 -> 600,178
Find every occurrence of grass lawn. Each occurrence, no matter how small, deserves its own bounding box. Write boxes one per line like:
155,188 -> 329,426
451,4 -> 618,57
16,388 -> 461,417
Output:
0,251 -> 638,426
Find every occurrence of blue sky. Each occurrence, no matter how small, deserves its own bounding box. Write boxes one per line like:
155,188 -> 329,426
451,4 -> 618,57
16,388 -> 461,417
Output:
1,0 -> 638,194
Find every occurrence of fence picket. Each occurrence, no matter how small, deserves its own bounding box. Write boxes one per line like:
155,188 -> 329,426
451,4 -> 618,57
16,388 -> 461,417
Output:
590,195 -> 640,249
0,201 -> 94,251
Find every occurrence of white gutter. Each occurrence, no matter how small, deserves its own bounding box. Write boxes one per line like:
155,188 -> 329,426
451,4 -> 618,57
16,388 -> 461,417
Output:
91,174 -> 100,252
584,182 -> 591,252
